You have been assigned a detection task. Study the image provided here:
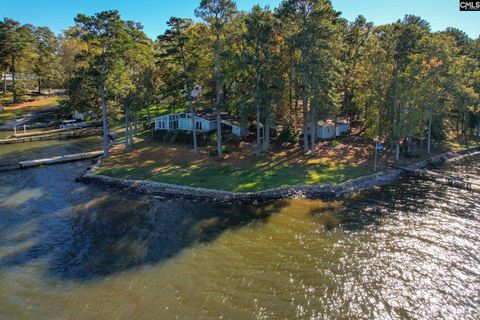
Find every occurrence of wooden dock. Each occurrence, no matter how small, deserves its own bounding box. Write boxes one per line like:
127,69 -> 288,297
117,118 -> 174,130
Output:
9,128 -> 68,138
0,150 -> 103,172
0,128 -> 102,145
394,166 -> 480,192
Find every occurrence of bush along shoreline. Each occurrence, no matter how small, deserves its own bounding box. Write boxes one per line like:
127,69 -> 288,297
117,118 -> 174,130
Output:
77,146 -> 480,204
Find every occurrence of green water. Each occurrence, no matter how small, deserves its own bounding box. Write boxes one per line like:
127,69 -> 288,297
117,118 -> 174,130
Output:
0,138 -> 479,319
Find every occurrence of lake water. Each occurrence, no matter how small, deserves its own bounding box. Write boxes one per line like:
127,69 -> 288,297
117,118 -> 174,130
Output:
0,138 -> 479,319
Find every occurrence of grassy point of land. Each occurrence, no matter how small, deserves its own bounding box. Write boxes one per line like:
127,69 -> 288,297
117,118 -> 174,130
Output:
98,140 -> 374,193
97,129 -> 480,193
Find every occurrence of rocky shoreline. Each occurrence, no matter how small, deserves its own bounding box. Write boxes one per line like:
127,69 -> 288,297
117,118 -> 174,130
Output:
77,146 -> 480,203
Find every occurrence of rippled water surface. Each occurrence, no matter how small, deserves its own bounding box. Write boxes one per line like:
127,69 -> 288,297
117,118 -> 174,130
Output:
0,139 -> 479,319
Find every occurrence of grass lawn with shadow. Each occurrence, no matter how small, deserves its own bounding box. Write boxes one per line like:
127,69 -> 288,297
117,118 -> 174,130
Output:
97,141 -> 374,193
0,96 -> 61,126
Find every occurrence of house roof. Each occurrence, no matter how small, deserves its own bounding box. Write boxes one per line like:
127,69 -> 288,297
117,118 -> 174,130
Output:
318,119 -> 350,127
196,108 -> 218,121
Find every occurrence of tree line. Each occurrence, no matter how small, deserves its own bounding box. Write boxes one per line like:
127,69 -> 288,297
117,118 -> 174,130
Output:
1,0 -> 479,159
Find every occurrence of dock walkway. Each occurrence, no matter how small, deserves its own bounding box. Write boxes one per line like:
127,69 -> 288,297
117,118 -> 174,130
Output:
0,150 -> 103,172
393,166 -> 480,192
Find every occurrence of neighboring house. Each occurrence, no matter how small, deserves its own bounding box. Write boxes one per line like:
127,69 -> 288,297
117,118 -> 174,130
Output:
1,73 -> 37,82
154,109 -> 241,137
308,120 -> 350,140
72,111 -> 97,121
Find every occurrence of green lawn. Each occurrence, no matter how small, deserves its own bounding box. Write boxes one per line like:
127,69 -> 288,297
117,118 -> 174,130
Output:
0,92 -> 13,105
442,135 -> 480,150
97,143 -> 374,192
0,96 -> 61,126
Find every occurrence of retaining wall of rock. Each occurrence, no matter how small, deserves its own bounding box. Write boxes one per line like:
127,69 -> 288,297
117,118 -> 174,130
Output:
77,146 -> 480,203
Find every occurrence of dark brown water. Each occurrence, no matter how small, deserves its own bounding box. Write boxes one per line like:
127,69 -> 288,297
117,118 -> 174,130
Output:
0,139 -> 479,319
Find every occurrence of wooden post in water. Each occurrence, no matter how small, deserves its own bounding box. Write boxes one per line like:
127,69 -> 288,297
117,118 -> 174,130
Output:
23,124 -> 26,133
14,126 -> 16,135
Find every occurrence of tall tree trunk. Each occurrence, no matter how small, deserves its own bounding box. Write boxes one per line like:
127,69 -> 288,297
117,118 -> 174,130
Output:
302,93 -> 309,152
147,104 -> 151,124
134,107 -> 138,136
301,71 -> 309,152
310,80 -> 318,154
38,78 -> 42,95
3,66 -> 7,93
11,56 -> 17,103
255,86 -> 261,157
129,108 -> 134,145
390,61 -> 400,160
333,114 -> 338,140
427,110 -> 433,155
463,106 -> 468,146
294,97 -> 299,130
420,122 -> 424,148
100,55 -> 109,157
263,115 -> 270,152
125,104 -> 131,148
214,36 -> 222,159
455,116 -> 459,137
288,64 -> 294,128
301,47 -> 309,152
189,96 -> 198,155
477,117 -> 480,137
310,120 -> 316,153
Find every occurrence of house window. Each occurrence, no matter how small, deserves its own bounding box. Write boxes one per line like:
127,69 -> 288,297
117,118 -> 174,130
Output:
196,121 -> 203,131
170,120 -> 178,130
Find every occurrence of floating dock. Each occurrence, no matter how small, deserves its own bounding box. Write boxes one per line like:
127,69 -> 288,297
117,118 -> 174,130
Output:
394,166 -> 480,192
0,150 -> 103,172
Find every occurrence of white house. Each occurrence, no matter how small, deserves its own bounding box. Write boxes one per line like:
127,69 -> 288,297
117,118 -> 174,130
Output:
308,120 -> 350,139
154,110 -> 241,137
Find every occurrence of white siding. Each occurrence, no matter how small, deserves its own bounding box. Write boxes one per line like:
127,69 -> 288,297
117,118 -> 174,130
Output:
208,120 -> 217,131
317,126 -> 335,139
153,113 -> 217,133
317,122 -> 350,139
232,125 -> 241,136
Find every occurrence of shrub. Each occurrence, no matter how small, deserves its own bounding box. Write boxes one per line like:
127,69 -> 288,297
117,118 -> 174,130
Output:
143,121 -> 153,130
278,126 -> 298,144
330,140 -> 340,147
208,147 -> 231,157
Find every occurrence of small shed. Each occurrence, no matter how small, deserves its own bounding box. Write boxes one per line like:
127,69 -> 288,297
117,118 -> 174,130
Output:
221,119 -> 241,137
315,120 -> 350,140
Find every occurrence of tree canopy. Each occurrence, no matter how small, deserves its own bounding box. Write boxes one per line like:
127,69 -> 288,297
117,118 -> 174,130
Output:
1,0 -> 479,159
